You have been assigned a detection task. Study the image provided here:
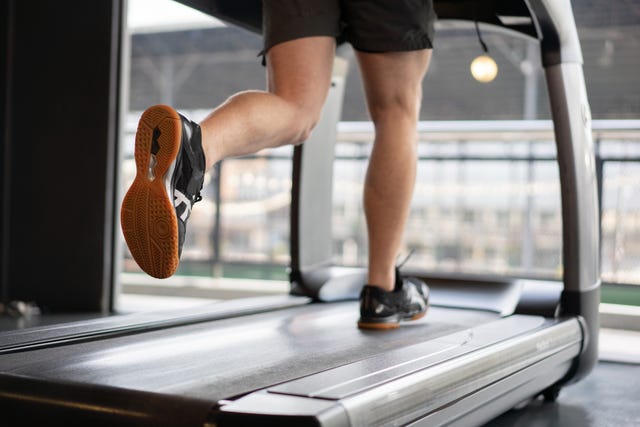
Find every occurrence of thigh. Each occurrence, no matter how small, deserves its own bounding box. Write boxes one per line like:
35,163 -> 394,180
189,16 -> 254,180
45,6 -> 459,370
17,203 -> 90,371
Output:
267,36 -> 336,113
356,49 -> 432,117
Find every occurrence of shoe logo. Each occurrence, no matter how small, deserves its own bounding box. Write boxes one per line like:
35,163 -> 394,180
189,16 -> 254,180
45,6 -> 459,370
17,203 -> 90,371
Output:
174,190 -> 192,221
375,304 -> 385,314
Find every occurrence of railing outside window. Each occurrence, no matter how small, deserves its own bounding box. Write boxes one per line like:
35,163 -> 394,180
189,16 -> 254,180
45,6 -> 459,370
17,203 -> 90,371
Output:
120,118 -> 640,304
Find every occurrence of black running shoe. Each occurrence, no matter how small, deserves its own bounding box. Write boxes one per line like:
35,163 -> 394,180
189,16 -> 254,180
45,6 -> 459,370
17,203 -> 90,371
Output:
121,105 -> 205,279
357,270 -> 430,329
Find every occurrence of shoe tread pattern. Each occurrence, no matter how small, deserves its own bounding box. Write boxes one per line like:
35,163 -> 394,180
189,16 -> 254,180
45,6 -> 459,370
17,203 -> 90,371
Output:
121,105 -> 181,278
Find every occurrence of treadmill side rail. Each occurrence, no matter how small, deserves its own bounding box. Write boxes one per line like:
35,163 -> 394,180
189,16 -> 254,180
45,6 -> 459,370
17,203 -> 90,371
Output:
409,346 -> 577,427
340,318 -> 581,426
217,317 -> 582,426
0,295 -> 310,355
0,373 -> 216,427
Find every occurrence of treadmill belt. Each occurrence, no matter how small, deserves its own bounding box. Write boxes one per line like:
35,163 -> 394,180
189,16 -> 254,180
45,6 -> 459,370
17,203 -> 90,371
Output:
0,302 -> 498,402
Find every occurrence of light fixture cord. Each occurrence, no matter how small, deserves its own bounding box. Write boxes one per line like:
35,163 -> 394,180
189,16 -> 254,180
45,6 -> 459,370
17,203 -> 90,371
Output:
475,20 -> 489,53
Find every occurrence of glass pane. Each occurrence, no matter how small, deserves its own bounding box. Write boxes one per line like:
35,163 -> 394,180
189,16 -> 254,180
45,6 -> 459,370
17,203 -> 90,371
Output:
219,155 -> 292,269
332,139 -> 562,278
601,162 -> 640,285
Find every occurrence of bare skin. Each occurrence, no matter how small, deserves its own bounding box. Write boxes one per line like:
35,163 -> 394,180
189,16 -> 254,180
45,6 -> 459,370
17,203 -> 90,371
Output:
198,36 -> 432,292
357,50 -> 432,291
199,37 -> 336,169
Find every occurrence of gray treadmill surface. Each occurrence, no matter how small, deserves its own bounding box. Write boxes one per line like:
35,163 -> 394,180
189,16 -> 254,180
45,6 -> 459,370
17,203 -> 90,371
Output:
1,302 -> 499,402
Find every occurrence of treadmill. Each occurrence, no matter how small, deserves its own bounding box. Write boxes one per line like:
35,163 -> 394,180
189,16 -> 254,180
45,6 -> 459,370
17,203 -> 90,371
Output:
0,1 -> 600,426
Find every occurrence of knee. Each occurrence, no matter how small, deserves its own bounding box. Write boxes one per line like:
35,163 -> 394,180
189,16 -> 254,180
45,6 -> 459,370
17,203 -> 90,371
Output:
368,91 -> 422,126
295,115 -> 320,144
286,105 -> 322,145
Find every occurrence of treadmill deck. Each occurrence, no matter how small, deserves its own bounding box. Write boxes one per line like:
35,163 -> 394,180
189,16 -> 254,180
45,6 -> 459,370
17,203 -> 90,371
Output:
1,302 -> 498,401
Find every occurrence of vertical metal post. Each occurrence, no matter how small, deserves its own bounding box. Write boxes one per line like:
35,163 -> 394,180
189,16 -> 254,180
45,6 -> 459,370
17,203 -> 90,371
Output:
213,161 -> 223,278
594,138 -> 604,259
527,0 -> 601,382
521,43 -> 539,271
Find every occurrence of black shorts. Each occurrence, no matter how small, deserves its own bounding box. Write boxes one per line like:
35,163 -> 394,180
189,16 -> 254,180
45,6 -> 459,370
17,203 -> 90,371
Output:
262,0 -> 437,53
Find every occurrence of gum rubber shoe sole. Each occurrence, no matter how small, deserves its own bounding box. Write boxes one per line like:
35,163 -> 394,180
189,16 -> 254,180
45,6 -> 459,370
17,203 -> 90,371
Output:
357,309 -> 428,330
121,105 -> 182,279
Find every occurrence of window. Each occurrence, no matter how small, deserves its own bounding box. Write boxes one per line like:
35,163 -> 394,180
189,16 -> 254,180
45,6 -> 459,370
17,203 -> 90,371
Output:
119,0 -> 640,310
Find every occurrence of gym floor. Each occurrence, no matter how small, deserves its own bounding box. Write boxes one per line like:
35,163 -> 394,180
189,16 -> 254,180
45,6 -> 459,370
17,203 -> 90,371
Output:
486,361 -> 640,426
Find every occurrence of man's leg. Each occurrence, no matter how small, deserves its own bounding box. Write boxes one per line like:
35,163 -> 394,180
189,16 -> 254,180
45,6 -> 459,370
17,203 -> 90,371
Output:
356,49 -> 432,291
122,37 -> 336,278
199,36 -> 336,169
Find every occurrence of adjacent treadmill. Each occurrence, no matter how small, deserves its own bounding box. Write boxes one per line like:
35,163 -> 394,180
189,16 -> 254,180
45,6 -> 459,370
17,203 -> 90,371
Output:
0,1 -> 600,426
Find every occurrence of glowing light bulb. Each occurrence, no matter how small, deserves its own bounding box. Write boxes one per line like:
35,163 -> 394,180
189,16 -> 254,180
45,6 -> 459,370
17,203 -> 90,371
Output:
470,54 -> 498,83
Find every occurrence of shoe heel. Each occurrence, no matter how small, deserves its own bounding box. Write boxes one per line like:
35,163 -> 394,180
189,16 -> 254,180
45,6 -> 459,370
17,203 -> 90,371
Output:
136,105 -> 181,181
